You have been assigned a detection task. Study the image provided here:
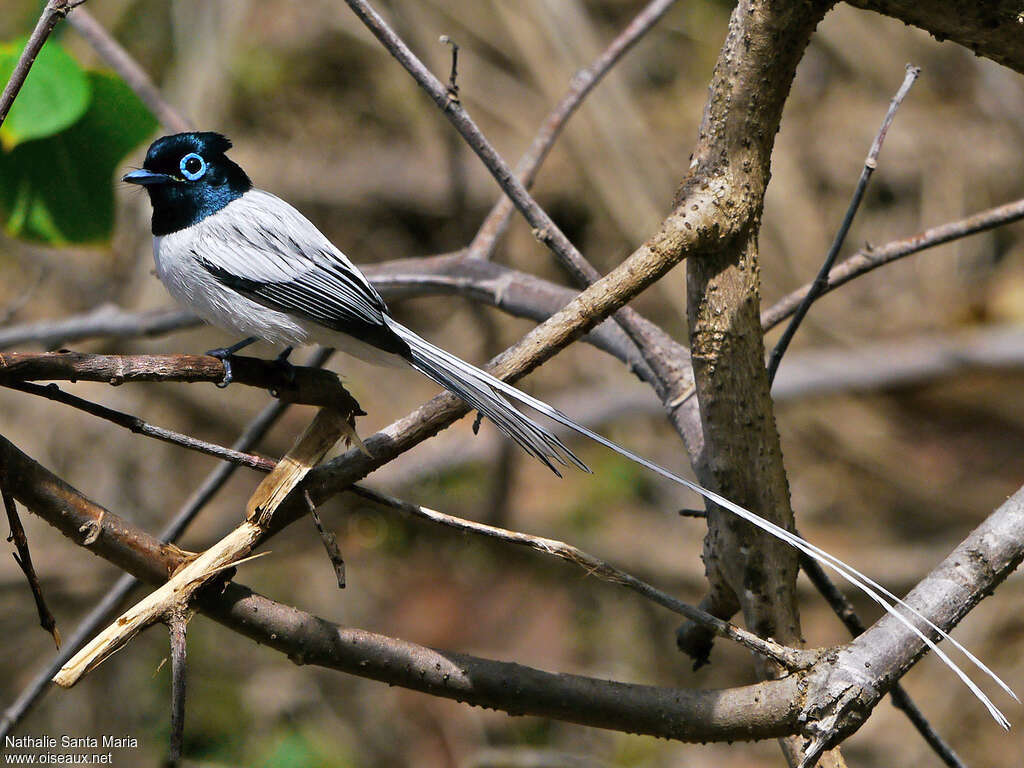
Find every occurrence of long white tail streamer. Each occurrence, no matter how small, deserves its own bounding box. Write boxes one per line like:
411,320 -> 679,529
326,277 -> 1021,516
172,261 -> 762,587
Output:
390,321 -> 1017,726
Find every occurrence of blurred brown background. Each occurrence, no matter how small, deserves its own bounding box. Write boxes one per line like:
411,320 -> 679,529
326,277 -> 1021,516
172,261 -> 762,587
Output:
2,1 -> 1024,766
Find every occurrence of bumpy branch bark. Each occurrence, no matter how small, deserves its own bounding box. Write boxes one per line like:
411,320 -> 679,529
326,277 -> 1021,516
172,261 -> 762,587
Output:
0,351 -> 360,412
678,1 -> 836,764
681,0 -> 826,644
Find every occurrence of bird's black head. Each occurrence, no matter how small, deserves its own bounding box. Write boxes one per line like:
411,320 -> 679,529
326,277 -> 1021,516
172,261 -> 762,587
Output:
123,132 -> 252,236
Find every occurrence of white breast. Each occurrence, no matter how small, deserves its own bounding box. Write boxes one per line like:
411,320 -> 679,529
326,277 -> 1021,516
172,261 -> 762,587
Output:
153,223 -> 311,347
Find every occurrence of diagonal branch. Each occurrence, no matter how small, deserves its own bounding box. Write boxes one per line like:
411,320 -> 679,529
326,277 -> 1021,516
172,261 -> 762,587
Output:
349,485 -> 811,669
798,485 -> 1024,760
342,0 -> 696,444
67,8 -> 192,133
0,1 -> 86,128
761,197 -> 1024,332
52,408 -> 354,688
7,380 -> 275,472
465,0 -> 680,261
2,479 -> 59,648
766,64 -> 919,384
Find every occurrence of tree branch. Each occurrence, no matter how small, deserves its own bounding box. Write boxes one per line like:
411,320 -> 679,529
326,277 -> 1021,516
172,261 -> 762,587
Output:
0,348 -> 329,740
7,380 -> 275,472
0,351 -> 361,413
0,305 -> 198,351
766,64 -> 919,384
2,479 -> 59,648
798,484 -> 1024,760
67,8 -> 192,133
53,408 -> 354,688
678,1 -> 836,764
2,425 -> 1018,749
761,197 -> 1024,332
349,485 -> 813,670
0,430 -> 804,742
0,1 -> 84,129
465,0 -> 680,261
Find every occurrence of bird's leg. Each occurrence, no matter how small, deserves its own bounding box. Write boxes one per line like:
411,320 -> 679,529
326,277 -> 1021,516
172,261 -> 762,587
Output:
206,336 -> 259,388
272,346 -> 296,385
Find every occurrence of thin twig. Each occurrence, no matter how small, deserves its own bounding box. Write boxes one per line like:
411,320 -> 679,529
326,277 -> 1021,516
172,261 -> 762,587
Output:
2,479 -> 60,648
166,613 -> 187,768
7,380 -> 275,472
465,0 -> 679,261
439,35 -> 459,104
341,0 -> 678,397
0,1 -> 84,129
0,348 -> 332,740
348,485 -> 814,670
305,490 -> 345,589
766,64 -> 920,383
760,196 -> 1024,332
67,8 -> 192,133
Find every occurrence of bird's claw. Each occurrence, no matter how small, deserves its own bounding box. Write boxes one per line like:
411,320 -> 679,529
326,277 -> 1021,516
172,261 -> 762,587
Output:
273,347 -> 296,386
206,346 -> 236,388
206,336 -> 259,388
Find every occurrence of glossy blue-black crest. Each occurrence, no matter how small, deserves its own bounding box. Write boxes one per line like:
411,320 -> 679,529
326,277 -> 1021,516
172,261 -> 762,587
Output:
132,131 -> 252,236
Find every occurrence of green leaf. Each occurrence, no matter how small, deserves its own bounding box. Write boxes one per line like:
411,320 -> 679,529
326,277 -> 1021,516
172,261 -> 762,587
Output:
0,37 -> 91,149
0,70 -> 158,244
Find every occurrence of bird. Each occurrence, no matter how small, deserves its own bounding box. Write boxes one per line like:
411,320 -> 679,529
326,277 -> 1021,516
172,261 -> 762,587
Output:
124,132 -> 1013,723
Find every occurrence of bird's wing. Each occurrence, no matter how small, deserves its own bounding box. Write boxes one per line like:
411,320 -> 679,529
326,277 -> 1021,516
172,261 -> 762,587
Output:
194,190 -> 409,355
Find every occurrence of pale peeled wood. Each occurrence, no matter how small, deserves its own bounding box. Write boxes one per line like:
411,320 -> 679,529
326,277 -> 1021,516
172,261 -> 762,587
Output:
52,522 -> 262,688
246,408 -> 348,525
53,407 -> 348,688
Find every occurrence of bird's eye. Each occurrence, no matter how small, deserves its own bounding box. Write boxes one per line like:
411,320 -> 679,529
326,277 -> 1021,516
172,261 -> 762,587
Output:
179,153 -> 206,181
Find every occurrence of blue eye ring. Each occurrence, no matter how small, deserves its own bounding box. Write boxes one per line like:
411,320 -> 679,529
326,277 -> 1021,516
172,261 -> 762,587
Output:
179,152 -> 206,181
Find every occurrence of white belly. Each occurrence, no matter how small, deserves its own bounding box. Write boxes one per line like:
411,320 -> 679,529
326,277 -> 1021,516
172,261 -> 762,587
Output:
154,231 -> 312,347
152,231 -> 408,369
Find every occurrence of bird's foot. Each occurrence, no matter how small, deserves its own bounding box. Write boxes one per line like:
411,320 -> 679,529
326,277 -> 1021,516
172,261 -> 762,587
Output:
207,336 -> 259,388
272,346 -> 296,386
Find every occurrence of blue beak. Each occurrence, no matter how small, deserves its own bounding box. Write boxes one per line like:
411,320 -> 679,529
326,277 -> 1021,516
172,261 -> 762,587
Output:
122,169 -> 172,186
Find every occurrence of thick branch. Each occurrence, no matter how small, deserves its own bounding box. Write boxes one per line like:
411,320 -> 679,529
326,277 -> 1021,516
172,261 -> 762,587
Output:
799,485 -> 1024,757
0,432 -> 802,742
681,1 -> 834,764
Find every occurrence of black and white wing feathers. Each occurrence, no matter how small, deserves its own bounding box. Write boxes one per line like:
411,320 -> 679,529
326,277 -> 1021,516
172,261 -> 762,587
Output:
194,189 -> 411,356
